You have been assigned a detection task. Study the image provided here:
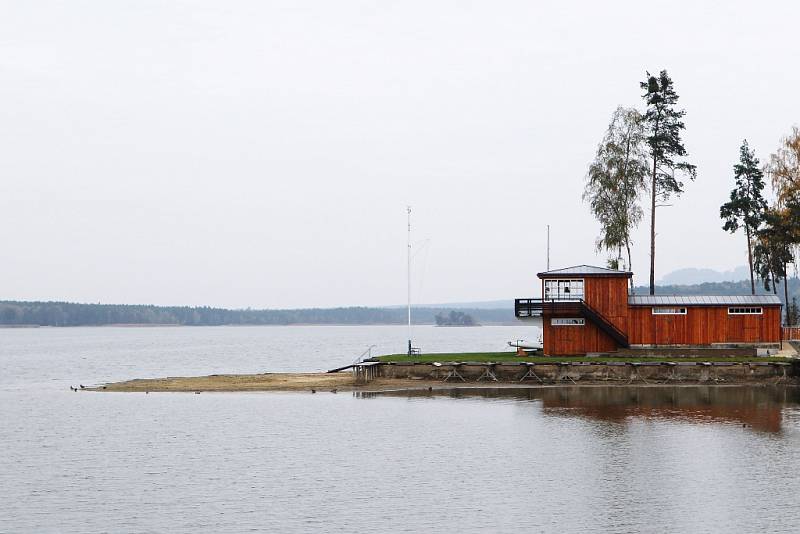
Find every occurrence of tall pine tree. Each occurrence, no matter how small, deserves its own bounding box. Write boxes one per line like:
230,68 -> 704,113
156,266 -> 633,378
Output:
720,140 -> 768,295
640,70 -> 697,294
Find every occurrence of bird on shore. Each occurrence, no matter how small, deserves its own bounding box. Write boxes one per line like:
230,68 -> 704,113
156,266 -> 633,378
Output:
79,384 -> 85,389
69,386 -> 77,392
311,389 -> 316,394
331,388 -> 338,394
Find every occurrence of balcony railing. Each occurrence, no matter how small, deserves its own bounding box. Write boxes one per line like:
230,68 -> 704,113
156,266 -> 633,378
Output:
514,298 -> 582,318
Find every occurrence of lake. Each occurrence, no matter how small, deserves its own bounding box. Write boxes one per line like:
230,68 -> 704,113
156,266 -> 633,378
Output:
2,325 -> 800,533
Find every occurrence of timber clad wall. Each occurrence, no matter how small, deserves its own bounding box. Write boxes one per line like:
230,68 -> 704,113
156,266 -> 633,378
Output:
627,306 -> 781,345
536,268 -> 782,355
581,276 -> 628,331
543,320 -> 616,355
541,275 -> 625,356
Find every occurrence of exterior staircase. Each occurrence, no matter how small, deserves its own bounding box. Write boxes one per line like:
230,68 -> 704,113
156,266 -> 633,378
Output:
579,300 -> 629,348
515,298 -> 630,348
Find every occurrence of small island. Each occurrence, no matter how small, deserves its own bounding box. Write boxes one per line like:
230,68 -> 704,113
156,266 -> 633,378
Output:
434,310 -> 479,327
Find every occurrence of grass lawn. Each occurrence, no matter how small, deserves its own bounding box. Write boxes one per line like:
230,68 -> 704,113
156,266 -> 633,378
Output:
377,352 -> 794,364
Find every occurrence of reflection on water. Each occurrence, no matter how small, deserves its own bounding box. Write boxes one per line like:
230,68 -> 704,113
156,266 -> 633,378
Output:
359,385 -> 800,433
3,327 -> 800,533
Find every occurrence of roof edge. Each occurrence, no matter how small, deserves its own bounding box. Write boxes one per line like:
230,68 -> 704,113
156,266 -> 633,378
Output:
628,295 -> 782,306
536,264 -> 633,278
537,271 -> 633,278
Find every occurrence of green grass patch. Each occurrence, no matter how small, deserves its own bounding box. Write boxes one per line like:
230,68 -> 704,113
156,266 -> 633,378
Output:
377,352 -> 794,364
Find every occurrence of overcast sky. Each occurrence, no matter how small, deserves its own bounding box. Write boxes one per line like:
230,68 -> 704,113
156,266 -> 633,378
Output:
1,1 -> 799,308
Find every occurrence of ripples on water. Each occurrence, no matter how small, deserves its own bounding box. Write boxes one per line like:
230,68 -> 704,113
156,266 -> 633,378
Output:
1,326 -> 800,533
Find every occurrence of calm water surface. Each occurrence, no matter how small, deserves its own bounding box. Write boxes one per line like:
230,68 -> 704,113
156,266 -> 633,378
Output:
2,326 -> 800,533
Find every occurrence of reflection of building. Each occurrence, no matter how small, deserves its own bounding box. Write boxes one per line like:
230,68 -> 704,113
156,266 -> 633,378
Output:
534,386 -> 786,433
516,265 -> 782,356
362,386 -> 793,433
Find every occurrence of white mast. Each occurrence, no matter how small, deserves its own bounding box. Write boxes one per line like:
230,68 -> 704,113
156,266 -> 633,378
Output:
546,224 -> 550,271
407,206 -> 412,355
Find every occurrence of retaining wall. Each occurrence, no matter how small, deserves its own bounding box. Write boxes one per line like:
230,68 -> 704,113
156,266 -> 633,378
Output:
379,361 -> 795,383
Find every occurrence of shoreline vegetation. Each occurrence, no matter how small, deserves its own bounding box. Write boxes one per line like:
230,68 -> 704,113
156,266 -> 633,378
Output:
92,351 -> 798,393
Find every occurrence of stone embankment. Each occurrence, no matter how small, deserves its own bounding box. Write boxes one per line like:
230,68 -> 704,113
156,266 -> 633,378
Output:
380,361 -> 795,383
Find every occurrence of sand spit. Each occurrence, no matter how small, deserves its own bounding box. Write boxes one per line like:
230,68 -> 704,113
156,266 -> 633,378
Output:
93,370 -> 798,393
93,373 -> 438,393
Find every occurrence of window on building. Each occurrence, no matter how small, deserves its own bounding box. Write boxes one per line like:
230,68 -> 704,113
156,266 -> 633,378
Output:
652,307 -> 687,315
543,279 -> 584,300
728,307 -> 763,315
551,318 -> 585,326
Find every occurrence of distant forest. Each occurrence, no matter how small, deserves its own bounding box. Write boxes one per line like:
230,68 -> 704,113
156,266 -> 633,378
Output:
0,301 -> 514,327
2,278 -> 798,327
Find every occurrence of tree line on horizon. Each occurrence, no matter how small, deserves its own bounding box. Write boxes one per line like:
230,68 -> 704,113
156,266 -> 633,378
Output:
0,301 -> 512,327
2,280 -> 798,326
583,69 -> 799,325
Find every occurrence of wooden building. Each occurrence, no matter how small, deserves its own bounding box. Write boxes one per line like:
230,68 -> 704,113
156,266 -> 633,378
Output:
515,265 -> 782,356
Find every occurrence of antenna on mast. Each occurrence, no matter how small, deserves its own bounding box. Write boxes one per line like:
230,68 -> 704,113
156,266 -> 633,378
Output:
407,206 -> 412,355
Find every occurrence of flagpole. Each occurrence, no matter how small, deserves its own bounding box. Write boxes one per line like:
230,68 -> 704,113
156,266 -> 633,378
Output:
407,206 -> 412,355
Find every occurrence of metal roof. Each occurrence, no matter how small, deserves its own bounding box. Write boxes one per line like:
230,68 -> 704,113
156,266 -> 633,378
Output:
628,295 -> 782,306
537,264 -> 632,277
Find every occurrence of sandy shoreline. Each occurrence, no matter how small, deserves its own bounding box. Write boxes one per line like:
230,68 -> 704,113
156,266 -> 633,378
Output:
92,370 -> 798,393
92,373 -> 445,393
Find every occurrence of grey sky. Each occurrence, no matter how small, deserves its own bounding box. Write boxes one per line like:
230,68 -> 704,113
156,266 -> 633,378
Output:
1,1 -> 799,308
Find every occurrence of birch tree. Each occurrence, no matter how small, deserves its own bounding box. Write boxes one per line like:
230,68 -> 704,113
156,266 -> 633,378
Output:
583,107 -> 648,289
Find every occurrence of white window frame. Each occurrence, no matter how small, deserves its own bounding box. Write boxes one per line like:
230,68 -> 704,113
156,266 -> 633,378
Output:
551,318 -> 585,326
728,307 -> 763,315
543,279 -> 584,300
652,307 -> 687,315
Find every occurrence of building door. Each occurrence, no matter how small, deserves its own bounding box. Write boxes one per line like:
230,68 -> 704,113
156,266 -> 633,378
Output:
744,321 -> 760,342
